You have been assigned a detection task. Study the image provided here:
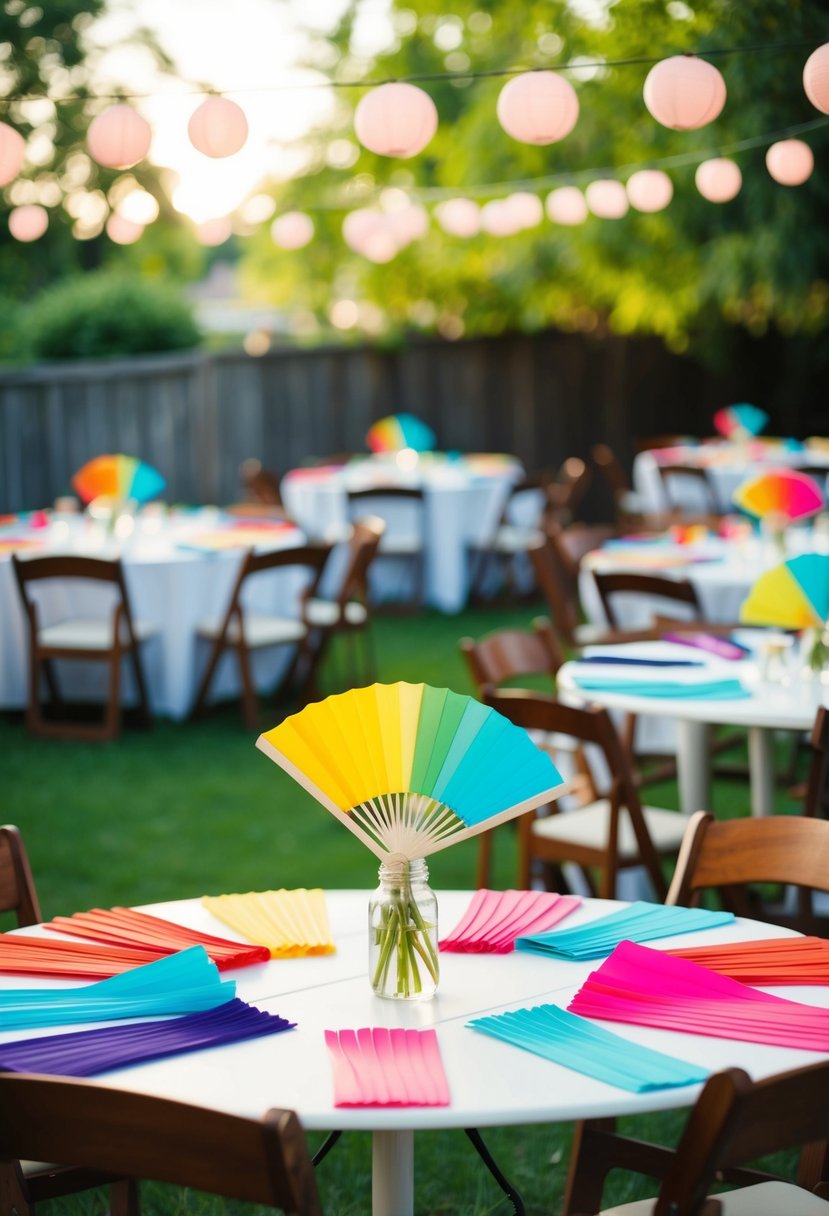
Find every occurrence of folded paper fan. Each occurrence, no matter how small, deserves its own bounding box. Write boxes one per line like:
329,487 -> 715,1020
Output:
713,402 -> 768,439
72,454 -> 166,505
740,553 -> 829,629
256,683 -> 565,861
732,468 -> 823,523
366,414 -> 436,454
202,888 -> 335,957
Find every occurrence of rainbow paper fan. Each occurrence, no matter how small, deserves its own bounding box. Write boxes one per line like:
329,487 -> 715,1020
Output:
713,402 -> 768,440
740,553 -> 829,630
732,468 -> 824,523
256,683 -> 565,861
366,414 -> 436,454
72,454 -> 166,505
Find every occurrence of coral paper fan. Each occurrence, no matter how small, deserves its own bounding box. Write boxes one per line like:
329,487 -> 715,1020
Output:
740,553 -> 829,630
713,402 -> 768,439
72,454 -> 166,505
732,468 -> 824,522
256,683 -> 565,861
366,413 -> 436,453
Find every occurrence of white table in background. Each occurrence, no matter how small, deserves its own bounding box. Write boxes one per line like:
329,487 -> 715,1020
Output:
281,454 -> 523,613
557,639 -> 825,818
0,510 -> 312,720
3,891 -> 826,1216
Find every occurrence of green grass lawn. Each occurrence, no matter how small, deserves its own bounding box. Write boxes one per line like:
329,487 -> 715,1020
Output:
0,601 -> 807,1215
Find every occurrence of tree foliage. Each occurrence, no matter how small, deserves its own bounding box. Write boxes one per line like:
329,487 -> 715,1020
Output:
239,0 -> 829,356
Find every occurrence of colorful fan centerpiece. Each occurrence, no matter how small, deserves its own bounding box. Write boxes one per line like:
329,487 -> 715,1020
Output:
713,402 -> 769,440
740,553 -> 829,631
256,683 -> 565,999
72,454 -> 166,508
366,413 -> 436,454
732,468 -> 824,527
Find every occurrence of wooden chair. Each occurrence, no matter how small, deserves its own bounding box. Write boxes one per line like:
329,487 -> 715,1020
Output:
591,443 -> 659,529
803,705 -> 829,818
563,811 -> 829,1216
468,470 -> 553,603
0,827 -> 137,1215
239,458 -> 284,508
0,824 -> 41,932
481,690 -> 687,898
0,1073 -> 322,1216
191,542 -> 332,727
301,516 -> 385,695
591,569 -> 703,633
528,534 -> 620,651
591,1060 -> 829,1215
547,456 -> 593,526
11,554 -> 156,741
345,486 -> 425,610
656,462 -> 722,517
460,616 -> 566,695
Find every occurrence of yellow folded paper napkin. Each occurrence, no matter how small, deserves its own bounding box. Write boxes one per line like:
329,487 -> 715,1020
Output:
201,888 -> 335,958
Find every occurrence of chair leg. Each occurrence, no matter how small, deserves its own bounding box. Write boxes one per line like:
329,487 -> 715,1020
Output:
476,830 -> 494,889
191,639 -> 227,720
103,646 -> 123,741
234,640 -> 259,728
128,644 -> 153,729
562,1117 -> 620,1216
109,1178 -> 140,1216
0,1162 -> 33,1216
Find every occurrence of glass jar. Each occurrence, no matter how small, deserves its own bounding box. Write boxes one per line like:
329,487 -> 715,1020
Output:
368,856 -> 439,1001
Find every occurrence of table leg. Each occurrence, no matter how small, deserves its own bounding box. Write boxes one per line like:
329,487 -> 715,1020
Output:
677,720 -> 713,815
373,1129 -> 413,1216
748,726 -> 775,817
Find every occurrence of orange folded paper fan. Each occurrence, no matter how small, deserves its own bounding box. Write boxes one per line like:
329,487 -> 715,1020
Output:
740,553 -> 829,630
256,683 -> 566,861
72,454 -> 166,505
732,468 -> 823,523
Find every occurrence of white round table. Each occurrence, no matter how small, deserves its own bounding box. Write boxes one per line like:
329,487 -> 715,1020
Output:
557,639 -> 826,818
0,509 -> 312,719
3,891 -> 826,1215
281,454 -> 524,613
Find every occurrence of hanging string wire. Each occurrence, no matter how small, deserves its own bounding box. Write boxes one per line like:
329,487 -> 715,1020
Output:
0,36 -> 820,106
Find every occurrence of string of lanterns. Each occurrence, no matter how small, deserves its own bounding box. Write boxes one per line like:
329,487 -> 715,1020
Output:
0,42 -> 827,250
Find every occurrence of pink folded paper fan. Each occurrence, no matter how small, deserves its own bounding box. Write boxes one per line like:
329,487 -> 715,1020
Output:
256,683 -> 565,862
732,468 -> 823,523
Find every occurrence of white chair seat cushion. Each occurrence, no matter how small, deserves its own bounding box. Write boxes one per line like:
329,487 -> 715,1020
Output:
493,525 -> 546,553
378,536 -> 422,555
38,618 -> 156,650
304,598 -> 368,627
197,615 -> 306,648
531,799 -> 686,856
601,1180 -> 829,1215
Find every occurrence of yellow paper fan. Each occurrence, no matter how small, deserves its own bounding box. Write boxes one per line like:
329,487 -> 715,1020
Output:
256,682 -> 566,862
202,889 -> 334,958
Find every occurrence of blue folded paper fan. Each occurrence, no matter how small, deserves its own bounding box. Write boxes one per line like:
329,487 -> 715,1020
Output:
256,683 -> 565,861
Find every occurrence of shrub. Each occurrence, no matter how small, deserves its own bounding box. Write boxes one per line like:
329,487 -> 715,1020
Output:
25,272 -> 202,361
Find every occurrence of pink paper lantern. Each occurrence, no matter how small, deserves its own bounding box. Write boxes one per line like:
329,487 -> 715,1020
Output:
0,122 -> 25,187
643,55 -> 726,130
505,191 -> 544,228
196,217 -> 233,246
342,208 -> 385,253
87,105 -> 152,169
354,82 -> 437,158
496,70 -> 579,145
481,199 -> 521,237
585,179 -> 629,219
435,198 -> 481,237
545,186 -> 587,226
625,169 -> 673,212
8,204 -> 48,242
766,139 -> 814,186
803,43 -> 829,115
695,157 -> 742,203
106,214 -> 143,245
387,203 -> 429,244
188,96 -> 249,158
271,211 -> 314,249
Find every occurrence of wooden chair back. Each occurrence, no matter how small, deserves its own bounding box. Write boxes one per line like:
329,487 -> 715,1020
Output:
656,462 -> 721,514
548,457 -> 591,524
240,458 -> 283,507
528,535 -> 583,647
334,517 -> 386,610
0,1074 -> 323,1215
345,487 -> 425,607
805,705 -> 829,819
0,825 -> 41,927
11,554 -> 151,741
650,1060 -> 829,1215
592,569 -> 702,631
666,809 -> 829,930
460,618 -> 564,695
482,689 -> 670,898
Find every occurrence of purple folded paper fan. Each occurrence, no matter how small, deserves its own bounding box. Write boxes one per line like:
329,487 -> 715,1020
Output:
0,999 -> 294,1077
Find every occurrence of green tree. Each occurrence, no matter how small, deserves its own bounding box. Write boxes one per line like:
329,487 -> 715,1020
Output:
239,0 -> 829,356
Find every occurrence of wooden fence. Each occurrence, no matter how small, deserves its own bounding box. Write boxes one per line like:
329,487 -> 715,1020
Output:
0,329 -> 824,515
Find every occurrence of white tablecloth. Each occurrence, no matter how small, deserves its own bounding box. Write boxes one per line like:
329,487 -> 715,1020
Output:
281,454 -> 523,613
0,510 -> 316,720
633,441 -> 829,516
